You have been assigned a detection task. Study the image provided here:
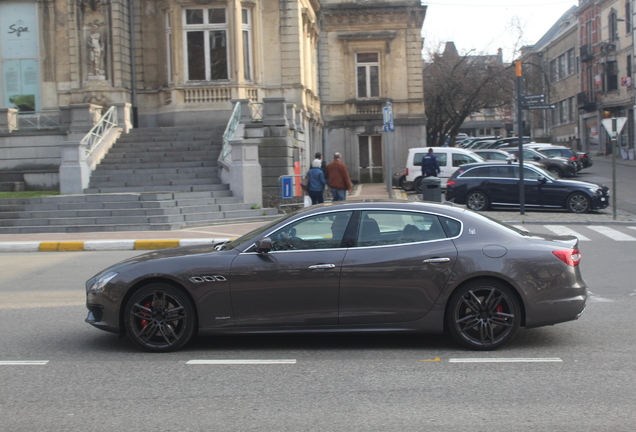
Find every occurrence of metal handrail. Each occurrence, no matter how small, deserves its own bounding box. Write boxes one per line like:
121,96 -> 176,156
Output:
17,110 -> 61,130
221,102 -> 241,164
83,106 -> 118,157
251,102 -> 263,122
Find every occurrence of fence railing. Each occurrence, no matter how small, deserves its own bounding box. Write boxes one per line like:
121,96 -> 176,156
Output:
83,106 -> 118,157
17,111 -> 61,130
221,102 -> 242,164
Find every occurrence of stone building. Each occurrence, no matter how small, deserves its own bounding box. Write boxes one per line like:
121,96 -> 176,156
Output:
0,0 -> 427,192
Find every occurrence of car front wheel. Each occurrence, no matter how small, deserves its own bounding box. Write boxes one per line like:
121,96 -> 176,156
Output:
124,283 -> 196,352
466,191 -> 489,211
548,167 -> 563,178
566,192 -> 591,213
447,280 -> 521,350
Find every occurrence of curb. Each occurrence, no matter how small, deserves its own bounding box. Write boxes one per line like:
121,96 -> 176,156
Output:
0,238 -> 231,253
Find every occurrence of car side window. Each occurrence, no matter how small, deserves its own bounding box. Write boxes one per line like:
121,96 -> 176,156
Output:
523,167 -> 542,180
490,166 -> 514,178
357,211 -> 446,247
269,211 -> 353,251
452,153 -> 477,167
414,153 -> 424,166
434,153 -> 448,167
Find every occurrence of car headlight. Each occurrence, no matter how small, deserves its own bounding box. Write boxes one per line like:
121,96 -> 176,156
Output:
88,272 -> 118,294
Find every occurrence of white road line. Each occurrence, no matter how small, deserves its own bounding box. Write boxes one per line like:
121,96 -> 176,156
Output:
512,225 -> 528,232
0,360 -> 49,365
186,359 -> 297,365
449,358 -> 562,363
586,226 -> 636,241
543,225 -> 591,241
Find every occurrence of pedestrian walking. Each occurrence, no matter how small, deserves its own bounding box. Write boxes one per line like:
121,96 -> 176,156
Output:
325,152 -> 353,201
314,152 -> 327,173
422,148 -> 441,178
307,159 -> 328,205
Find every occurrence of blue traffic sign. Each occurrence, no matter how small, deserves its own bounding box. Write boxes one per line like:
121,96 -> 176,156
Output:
281,176 -> 293,199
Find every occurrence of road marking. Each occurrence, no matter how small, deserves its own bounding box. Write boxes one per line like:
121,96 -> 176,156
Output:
449,358 -> 562,363
0,360 -> 49,365
544,225 -> 591,241
186,359 -> 297,365
420,357 -> 441,362
512,225 -> 528,232
587,291 -> 615,303
586,226 -> 636,241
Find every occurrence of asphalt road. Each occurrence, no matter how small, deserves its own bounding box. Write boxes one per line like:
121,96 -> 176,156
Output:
577,157 -> 636,215
1,228 -> 635,431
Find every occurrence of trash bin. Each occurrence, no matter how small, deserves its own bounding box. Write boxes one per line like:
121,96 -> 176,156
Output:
422,176 -> 441,202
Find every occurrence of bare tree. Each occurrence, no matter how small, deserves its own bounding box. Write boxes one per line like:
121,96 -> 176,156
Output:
424,43 -> 515,146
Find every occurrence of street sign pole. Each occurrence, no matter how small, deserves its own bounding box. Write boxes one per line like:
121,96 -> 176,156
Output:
383,103 -> 394,199
516,61 -> 525,215
601,117 -> 626,220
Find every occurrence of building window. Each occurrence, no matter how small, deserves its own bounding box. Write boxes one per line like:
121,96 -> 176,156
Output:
606,61 -> 618,91
609,10 -> 619,41
568,97 -> 575,123
356,52 -> 379,98
550,59 -> 557,83
626,1 -> 632,34
183,8 -> 229,81
242,8 -> 253,82
567,49 -> 575,75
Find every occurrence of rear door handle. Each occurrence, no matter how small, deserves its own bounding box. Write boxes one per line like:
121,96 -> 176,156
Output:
422,258 -> 451,263
309,264 -> 336,269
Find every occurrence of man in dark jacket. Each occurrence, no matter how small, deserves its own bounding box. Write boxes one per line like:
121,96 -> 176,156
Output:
325,152 -> 353,201
422,148 -> 441,177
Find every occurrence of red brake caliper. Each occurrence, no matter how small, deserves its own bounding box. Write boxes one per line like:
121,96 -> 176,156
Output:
140,302 -> 152,327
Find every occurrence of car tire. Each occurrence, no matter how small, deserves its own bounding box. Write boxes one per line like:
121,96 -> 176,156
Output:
466,191 -> 489,211
398,175 -> 407,190
548,167 -> 563,178
446,279 -> 521,351
414,177 -> 423,193
566,192 -> 591,213
124,283 -> 196,352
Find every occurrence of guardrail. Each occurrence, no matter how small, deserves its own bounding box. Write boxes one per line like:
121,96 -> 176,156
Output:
17,111 -> 61,130
83,106 -> 118,157
221,102 -> 241,164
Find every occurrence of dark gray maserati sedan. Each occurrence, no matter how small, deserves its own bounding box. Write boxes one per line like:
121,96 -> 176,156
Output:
86,201 -> 586,352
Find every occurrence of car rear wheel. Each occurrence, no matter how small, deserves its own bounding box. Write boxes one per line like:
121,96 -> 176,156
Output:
567,192 -> 591,213
466,191 -> 489,211
414,177 -> 423,193
548,167 -> 563,178
124,283 -> 195,352
447,280 -> 521,350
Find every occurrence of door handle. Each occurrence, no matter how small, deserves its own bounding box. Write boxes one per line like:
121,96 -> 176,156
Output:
422,258 -> 451,263
308,264 -> 336,269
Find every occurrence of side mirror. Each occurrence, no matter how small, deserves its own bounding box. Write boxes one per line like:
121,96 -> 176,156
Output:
254,237 -> 272,254
533,156 -> 541,161
538,176 -> 547,183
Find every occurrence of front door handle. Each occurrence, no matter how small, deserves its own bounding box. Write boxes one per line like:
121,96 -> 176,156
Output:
309,264 -> 336,269
422,258 -> 451,263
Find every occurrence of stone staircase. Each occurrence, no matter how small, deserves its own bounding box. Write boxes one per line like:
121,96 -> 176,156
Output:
0,126 -> 280,234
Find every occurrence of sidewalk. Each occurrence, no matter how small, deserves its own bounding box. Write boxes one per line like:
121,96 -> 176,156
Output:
1,181 -> 634,252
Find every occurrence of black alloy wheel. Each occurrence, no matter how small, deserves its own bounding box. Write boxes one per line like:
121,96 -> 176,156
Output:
466,191 -> 489,211
447,280 -> 521,350
567,192 -> 591,213
124,283 -> 195,352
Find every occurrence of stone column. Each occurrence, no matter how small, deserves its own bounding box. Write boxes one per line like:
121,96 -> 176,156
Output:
68,103 -> 103,133
262,98 -> 289,127
229,138 -> 262,206
59,141 -> 90,194
231,99 -> 252,123
109,102 -> 132,133
0,108 -> 18,133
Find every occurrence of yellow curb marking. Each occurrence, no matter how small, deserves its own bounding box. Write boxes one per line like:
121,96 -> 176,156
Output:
420,357 -> 441,362
134,240 -> 180,250
57,241 -> 85,251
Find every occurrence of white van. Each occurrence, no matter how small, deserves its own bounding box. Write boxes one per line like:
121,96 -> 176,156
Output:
404,147 -> 485,190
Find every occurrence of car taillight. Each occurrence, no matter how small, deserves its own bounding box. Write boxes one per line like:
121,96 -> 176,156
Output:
406,168 -> 409,176
570,156 -> 578,161
553,249 -> 581,266
447,180 -> 456,187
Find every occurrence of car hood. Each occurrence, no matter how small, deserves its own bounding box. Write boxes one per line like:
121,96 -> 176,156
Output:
551,178 -> 608,190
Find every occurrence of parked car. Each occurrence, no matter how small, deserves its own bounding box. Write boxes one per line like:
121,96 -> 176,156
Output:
392,168 -> 407,189
471,140 -> 499,149
576,150 -> 594,168
503,148 -> 577,178
86,200 -> 587,352
532,145 -> 584,171
492,137 -> 532,148
473,149 -> 516,162
404,147 -> 485,191
445,161 -> 610,213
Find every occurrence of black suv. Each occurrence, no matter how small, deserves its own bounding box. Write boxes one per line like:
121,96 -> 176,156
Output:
445,162 -> 609,213
503,148 -> 577,178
